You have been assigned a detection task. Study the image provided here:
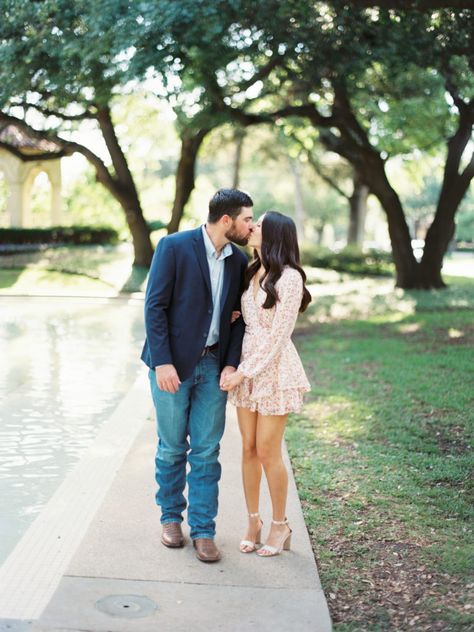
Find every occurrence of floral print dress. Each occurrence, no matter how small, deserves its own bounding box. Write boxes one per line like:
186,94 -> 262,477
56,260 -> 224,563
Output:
229,267 -> 311,416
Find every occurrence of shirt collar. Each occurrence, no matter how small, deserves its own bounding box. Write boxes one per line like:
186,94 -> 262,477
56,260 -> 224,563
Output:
201,225 -> 232,260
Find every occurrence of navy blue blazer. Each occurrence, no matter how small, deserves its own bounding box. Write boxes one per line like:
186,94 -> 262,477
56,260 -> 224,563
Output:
141,226 -> 248,381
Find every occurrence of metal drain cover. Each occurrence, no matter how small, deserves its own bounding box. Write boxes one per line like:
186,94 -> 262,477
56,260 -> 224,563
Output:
95,594 -> 157,619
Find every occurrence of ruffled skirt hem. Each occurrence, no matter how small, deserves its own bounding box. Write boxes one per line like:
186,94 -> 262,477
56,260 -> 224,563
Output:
229,380 -> 310,416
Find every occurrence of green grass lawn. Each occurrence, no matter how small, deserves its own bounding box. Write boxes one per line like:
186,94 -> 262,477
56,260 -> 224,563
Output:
0,266 -> 115,295
0,244 -> 147,294
288,277 -> 474,631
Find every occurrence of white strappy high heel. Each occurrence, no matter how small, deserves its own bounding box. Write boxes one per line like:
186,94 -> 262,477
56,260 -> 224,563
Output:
239,512 -> 263,553
256,518 -> 292,557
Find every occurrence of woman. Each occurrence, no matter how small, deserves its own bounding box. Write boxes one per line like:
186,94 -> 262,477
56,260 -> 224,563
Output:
221,211 -> 311,557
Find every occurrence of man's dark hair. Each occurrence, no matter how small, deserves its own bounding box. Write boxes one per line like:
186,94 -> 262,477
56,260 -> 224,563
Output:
208,188 -> 253,223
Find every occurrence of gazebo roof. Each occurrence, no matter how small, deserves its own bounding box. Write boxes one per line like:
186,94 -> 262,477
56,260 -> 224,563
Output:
0,124 -> 61,155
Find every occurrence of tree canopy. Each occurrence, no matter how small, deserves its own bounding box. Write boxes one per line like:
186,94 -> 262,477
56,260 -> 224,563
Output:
1,1 -> 473,285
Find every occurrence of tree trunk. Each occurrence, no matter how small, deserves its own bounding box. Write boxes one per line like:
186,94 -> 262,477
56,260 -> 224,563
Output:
364,159 -> 419,287
232,129 -> 245,188
112,191 -> 154,267
319,126 -> 418,287
96,106 -> 153,267
0,109 -> 154,266
315,223 -> 325,245
316,85 -> 474,289
418,102 -> 474,288
168,128 -> 210,234
348,171 -> 369,247
289,158 -> 306,240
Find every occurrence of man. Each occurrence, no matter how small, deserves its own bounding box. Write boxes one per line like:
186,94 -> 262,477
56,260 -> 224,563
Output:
141,188 -> 253,563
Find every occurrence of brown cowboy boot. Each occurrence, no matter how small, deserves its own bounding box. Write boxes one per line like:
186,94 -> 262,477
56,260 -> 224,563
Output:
161,522 -> 185,548
193,538 -> 221,562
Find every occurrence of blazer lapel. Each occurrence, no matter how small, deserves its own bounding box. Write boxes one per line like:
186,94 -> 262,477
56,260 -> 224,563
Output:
192,229 -> 212,297
220,255 -> 233,314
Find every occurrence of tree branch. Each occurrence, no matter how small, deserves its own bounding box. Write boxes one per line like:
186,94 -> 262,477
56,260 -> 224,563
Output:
11,100 -> 95,121
0,110 -> 118,193
0,141 -> 69,161
0,111 -> 63,148
306,151 -> 350,199
288,133 -> 350,199
232,52 -> 284,93
332,84 -> 374,151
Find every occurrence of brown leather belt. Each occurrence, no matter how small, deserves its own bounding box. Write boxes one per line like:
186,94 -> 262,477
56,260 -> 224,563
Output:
201,342 -> 219,356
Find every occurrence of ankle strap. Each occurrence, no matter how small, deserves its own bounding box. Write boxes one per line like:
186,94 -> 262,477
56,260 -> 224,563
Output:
248,512 -> 260,518
272,517 -> 288,525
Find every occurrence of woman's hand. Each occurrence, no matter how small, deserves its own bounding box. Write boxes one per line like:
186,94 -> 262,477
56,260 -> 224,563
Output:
220,369 -> 244,391
231,310 -> 241,324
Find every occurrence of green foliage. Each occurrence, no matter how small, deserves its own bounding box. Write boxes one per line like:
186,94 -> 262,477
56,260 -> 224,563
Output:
0,225 -> 119,246
301,245 -> 394,277
287,277 -> 474,627
456,198 -> 474,243
0,0 -> 133,110
147,220 -> 167,232
63,168 -> 127,233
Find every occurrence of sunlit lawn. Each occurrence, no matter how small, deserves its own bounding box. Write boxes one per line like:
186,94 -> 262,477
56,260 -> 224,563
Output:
289,276 -> 474,631
0,244 -> 147,294
0,266 -> 115,295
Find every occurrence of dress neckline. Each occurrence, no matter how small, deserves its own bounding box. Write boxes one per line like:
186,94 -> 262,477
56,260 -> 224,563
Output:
252,269 -> 265,301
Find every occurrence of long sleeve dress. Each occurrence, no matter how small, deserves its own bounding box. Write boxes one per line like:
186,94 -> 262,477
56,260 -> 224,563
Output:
229,266 -> 311,416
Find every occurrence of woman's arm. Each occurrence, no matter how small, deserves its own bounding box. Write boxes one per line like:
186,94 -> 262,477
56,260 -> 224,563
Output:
238,268 -> 303,379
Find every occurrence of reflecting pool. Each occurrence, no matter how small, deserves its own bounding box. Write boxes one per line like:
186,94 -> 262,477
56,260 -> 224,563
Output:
0,296 -> 145,564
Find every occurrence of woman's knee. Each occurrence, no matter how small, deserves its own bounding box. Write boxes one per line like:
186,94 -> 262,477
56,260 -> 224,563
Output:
256,442 -> 280,466
241,440 -> 258,460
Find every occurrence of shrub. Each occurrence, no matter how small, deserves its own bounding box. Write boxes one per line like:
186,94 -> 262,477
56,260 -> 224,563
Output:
0,225 -> 119,247
301,245 -> 394,276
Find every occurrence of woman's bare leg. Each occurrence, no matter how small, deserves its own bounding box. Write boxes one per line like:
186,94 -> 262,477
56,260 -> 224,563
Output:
237,407 -> 262,550
256,413 -> 291,553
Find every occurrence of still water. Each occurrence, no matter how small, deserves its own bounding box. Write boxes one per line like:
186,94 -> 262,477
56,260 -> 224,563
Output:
0,296 -> 145,565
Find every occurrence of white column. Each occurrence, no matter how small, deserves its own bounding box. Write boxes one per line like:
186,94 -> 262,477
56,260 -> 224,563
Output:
21,164 -> 37,227
49,160 -> 62,225
7,180 -> 24,227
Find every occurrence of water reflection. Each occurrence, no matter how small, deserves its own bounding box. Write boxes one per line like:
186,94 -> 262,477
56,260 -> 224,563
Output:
0,297 -> 144,564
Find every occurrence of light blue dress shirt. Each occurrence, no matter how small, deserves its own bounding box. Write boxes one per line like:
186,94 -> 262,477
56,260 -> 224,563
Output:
201,225 -> 233,346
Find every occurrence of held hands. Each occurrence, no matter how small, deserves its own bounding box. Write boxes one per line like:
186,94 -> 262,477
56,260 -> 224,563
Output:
231,310 -> 241,324
220,367 -> 244,392
155,364 -> 181,393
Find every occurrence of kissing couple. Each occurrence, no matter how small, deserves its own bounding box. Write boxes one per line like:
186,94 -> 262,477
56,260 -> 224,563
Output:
141,188 -> 311,562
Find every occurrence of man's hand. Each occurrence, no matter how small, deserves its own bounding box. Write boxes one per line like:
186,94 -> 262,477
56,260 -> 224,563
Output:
220,367 -> 244,391
155,364 -> 181,394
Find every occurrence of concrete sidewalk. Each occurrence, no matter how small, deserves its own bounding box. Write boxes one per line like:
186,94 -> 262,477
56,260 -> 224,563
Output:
33,397 -> 331,631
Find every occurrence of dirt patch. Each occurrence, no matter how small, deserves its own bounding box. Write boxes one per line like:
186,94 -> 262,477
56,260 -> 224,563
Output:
414,409 -> 471,455
315,534 -> 473,631
434,425 -> 471,455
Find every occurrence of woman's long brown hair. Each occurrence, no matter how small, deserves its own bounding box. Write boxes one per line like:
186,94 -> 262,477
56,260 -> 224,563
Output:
244,211 -> 312,312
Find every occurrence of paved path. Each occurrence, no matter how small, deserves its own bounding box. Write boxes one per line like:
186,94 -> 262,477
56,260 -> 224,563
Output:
0,296 -> 332,632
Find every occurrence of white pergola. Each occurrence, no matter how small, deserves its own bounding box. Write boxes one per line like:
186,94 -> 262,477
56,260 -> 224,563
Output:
0,124 -> 63,227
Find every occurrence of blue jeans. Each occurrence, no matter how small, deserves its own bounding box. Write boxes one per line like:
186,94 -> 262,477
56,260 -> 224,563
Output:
148,352 -> 227,540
